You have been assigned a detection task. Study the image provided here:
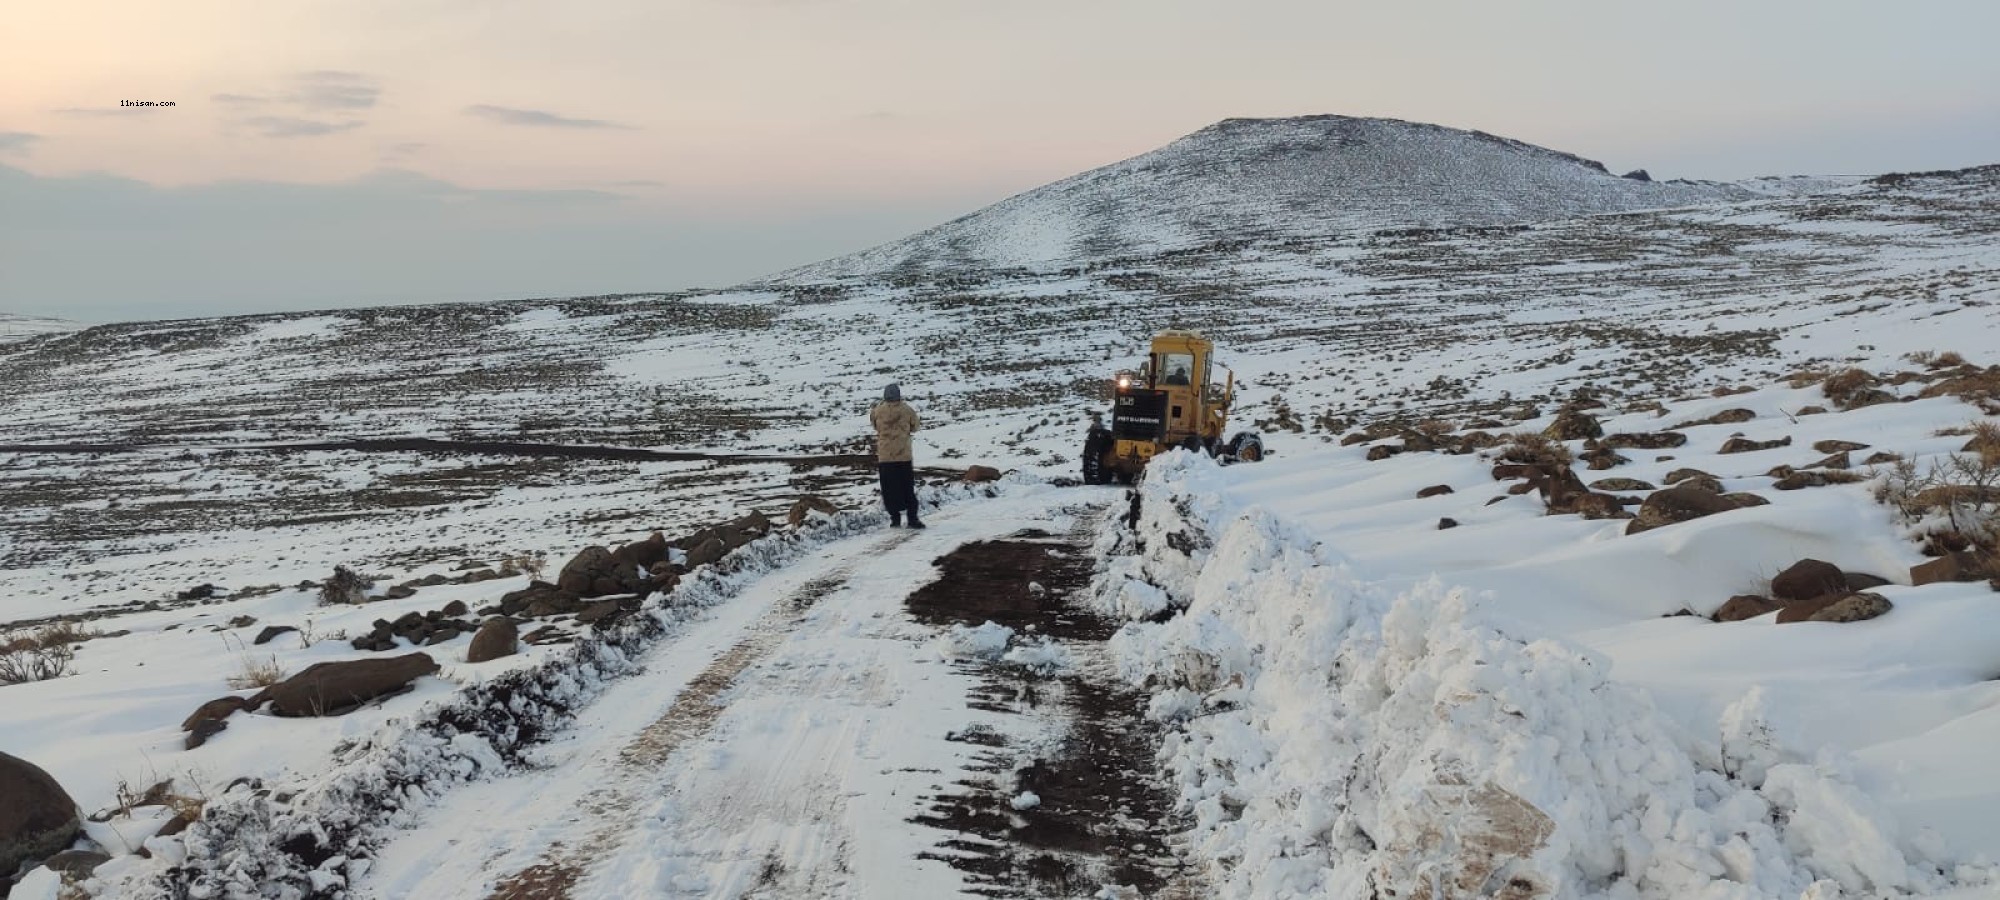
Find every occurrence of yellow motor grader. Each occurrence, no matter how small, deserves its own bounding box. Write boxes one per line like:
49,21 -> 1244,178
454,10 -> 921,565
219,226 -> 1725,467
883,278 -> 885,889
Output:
1082,328 -> 1263,484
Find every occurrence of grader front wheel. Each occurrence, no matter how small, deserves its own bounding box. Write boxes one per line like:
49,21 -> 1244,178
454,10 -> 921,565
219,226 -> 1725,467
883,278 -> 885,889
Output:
1226,431 -> 1264,463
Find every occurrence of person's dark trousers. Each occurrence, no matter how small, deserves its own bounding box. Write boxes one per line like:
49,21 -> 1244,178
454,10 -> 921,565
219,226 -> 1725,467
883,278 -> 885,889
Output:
877,461 -> 918,524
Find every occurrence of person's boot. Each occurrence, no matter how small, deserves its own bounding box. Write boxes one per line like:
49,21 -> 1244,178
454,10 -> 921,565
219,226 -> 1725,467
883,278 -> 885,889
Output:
890,511 -> 903,528
906,512 -> 926,529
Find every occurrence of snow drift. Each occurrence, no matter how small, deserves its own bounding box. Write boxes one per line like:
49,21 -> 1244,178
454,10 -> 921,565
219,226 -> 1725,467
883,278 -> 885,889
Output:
1090,451 -> 1996,899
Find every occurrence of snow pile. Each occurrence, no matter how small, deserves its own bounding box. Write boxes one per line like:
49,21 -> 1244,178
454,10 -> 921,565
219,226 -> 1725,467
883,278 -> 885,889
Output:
931,620 -> 1074,674
934,621 -> 1016,660
1091,452 -> 1995,899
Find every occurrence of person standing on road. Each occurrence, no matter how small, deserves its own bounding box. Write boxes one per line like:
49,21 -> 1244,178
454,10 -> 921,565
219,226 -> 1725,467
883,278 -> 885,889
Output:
871,383 -> 924,528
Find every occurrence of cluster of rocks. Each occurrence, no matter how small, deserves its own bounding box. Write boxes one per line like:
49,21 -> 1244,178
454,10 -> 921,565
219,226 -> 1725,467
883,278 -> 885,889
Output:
1489,457 -> 1631,520
1711,559 -> 1894,624
320,560 -> 517,606
180,652 -> 441,749
330,499 -> 842,663
347,600 -> 475,652
1345,420 -> 1503,460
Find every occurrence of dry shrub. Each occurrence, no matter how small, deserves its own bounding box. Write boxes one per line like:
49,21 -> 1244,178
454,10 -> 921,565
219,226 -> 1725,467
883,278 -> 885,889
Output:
1818,469 -> 1868,485
226,653 -> 287,690
109,776 -> 209,824
504,553 -> 547,580
1,640 -> 75,685
1918,527 -> 1975,556
317,565 -> 373,605
1920,367 -> 2000,403
1499,432 -> 1574,467
0,622 -> 99,685
1877,444 -> 2000,556
1820,367 -> 1878,405
1933,350 -> 1967,368
1970,420 -> 2000,466
1787,368 -> 1831,389
1904,350 -> 1937,367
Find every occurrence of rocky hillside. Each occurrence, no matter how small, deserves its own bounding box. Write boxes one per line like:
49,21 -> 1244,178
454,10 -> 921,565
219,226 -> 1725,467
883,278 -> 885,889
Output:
774,115 -> 1763,281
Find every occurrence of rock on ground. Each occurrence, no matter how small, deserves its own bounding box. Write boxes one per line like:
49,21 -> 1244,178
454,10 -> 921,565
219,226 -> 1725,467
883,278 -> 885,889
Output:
0,750 -> 81,880
467,618 -> 520,663
255,652 -> 440,717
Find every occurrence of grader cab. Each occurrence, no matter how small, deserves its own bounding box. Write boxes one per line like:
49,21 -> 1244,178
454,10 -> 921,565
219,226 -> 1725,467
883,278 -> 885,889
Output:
1081,328 -> 1263,485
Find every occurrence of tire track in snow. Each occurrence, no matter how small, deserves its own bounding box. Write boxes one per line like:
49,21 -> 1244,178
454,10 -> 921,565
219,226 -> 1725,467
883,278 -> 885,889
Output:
486,555 -> 894,899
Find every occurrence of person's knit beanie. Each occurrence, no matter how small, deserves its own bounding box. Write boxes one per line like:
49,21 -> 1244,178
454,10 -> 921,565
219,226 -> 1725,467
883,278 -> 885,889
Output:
883,383 -> 902,402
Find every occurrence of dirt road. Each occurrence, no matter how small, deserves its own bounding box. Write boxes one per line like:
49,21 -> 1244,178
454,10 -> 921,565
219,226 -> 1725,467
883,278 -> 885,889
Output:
357,489 -> 1194,899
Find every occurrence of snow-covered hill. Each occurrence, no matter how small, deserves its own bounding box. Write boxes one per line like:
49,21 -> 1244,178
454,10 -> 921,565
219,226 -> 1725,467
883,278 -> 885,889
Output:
775,115 -> 1764,281
0,313 -> 80,344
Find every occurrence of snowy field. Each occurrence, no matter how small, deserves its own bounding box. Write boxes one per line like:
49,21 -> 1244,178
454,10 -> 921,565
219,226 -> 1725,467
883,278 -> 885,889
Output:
2,123 -> 1997,898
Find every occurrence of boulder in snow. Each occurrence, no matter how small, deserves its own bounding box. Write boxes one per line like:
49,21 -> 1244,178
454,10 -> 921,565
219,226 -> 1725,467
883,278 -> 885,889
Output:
1911,551 -> 1993,586
1625,483 -> 1749,535
1603,431 -> 1686,450
1541,406 -> 1603,441
466,617 -> 520,663
1776,591 -> 1892,624
0,750 -> 81,879
1719,435 -> 1792,454
1771,559 -> 1849,603
255,652 -> 439,716
1712,594 -> 1780,622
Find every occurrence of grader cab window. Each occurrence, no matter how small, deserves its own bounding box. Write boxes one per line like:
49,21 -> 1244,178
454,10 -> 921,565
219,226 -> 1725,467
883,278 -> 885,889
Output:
1160,353 -> 1195,386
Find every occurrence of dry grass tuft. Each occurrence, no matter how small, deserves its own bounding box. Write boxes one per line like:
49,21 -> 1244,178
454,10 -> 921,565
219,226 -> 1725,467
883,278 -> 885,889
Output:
226,653 -> 287,690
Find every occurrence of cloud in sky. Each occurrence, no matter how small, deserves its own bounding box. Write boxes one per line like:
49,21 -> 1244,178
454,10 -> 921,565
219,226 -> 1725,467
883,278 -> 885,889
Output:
287,71 -> 379,110
466,104 -> 632,130
206,72 -> 380,140
0,132 -> 39,156
243,116 -> 366,138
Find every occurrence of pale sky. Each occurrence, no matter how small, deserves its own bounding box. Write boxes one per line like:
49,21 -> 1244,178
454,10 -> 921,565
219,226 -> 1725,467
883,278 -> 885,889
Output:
3,0 -> 1997,322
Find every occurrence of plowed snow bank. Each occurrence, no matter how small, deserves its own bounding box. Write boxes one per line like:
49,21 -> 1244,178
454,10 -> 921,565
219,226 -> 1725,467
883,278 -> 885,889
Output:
1091,452 -> 1995,899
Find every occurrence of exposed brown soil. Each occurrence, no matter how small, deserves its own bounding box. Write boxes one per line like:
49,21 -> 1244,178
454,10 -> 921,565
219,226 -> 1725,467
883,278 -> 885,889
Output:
906,525 -> 1194,897
904,532 -> 1113,641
